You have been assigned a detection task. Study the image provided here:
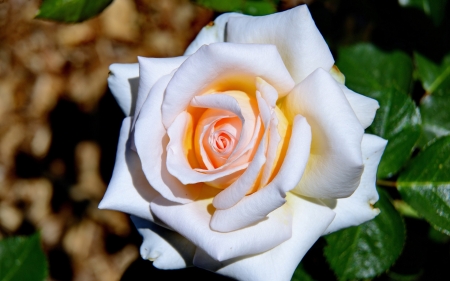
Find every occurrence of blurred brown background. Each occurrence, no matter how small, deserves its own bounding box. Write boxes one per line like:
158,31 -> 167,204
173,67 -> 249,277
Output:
0,0 -> 213,280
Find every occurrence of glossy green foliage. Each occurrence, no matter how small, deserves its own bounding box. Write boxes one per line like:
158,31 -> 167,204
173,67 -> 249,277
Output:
193,0 -> 278,16
36,0 -> 113,23
414,53 -> 450,94
291,264 -> 315,281
398,136 -> 450,235
337,44 -> 421,178
399,0 -> 448,25
415,53 -> 450,146
0,233 -> 48,281
324,190 -> 405,280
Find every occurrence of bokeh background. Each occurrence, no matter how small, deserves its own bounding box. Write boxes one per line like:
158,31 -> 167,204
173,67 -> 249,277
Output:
0,0 -> 449,280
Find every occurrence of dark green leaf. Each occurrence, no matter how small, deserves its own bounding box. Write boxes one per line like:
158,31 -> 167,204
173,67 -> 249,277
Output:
419,92 -> 450,146
414,53 -> 450,146
428,226 -> 450,244
337,44 -> 421,178
36,0 -> 113,23
399,0 -> 448,25
193,0 -> 277,16
414,53 -> 450,94
369,88 -> 421,178
0,233 -> 48,281
291,264 -> 315,281
398,136 -> 450,235
386,271 -> 423,281
324,189 -> 405,280
338,44 -> 413,95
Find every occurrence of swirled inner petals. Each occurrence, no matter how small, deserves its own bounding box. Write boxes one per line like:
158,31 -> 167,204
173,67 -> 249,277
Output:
211,115 -> 311,232
167,111 -> 249,185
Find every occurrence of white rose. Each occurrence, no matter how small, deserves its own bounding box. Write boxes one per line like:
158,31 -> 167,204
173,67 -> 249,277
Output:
99,5 -> 387,281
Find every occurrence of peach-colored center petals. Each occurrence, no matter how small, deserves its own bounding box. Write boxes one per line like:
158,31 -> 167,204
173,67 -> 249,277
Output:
189,90 -> 267,189
195,110 -> 242,169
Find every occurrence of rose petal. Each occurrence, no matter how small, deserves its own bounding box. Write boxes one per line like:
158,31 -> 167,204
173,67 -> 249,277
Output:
131,216 -> 196,269
210,92 -> 273,211
134,56 -> 187,124
134,74 -> 202,204
99,117 -> 158,222
184,13 -> 244,56
323,134 -> 387,234
194,193 -> 335,281
108,63 -> 139,116
211,115 -> 311,232
150,188 -> 293,261
191,92 -> 257,165
255,77 -> 278,107
195,110 -> 240,170
162,43 -> 295,129
339,84 -> 380,129
283,68 -> 364,199
227,5 -> 334,84
166,111 -> 250,185
255,78 -> 285,188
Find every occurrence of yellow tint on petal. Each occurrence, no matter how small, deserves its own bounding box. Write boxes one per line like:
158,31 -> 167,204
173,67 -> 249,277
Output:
330,65 -> 345,85
267,106 -> 290,184
247,106 -> 290,194
181,85 -> 293,192
181,111 -> 201,170
203,75 -> 257,97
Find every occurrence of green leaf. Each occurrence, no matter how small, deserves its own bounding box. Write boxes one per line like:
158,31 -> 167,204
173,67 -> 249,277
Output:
414,53 -> 450,94
0,233 -> 48,281
398,136 -> 450,235
36,0 -> 113,23
428,226 -> 450,244
419,92 -> 450,146
337,44 -> 421,178
291,264 -> 316,281
324,189 -> 405,280
414,53 -> 450,146
338,44 -> 413,95
369,88 -> 421,178
399,0 -> 448,25
193,0 -> 277,16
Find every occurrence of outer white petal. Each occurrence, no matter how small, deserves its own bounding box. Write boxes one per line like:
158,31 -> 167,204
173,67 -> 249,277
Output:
227,5 -> 334,83
131,216 -> 196,269
340,84 -> 379,129
184,13 -> 244,56
194,193 -> 335,281
108,63 -> 139,116
323,134 -> 387,234
99,117 -> 158,222
162,43 -> 295,128
210,115 -> 311,232
133,56 -> 187,125
283,68 -> 364,199
150,188 -> 293,262
134,74 -> 202,204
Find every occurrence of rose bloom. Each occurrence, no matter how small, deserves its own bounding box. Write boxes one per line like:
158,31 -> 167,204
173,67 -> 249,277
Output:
99,5 -> 387,281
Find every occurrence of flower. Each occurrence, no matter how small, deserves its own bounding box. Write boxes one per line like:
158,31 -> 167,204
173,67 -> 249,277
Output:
99,5 -> 387,281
